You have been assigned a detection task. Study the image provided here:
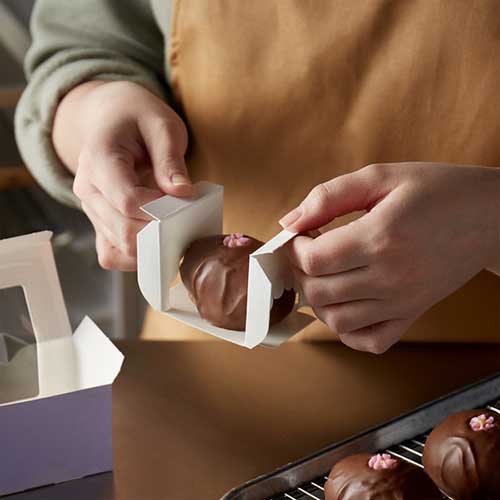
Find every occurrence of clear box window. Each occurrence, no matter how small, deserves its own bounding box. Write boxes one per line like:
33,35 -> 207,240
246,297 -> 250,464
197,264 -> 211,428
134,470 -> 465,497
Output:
0,286 -> 39,404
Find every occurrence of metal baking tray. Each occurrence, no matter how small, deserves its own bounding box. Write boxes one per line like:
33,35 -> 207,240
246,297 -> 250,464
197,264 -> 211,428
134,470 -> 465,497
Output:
221,372 -> 500,500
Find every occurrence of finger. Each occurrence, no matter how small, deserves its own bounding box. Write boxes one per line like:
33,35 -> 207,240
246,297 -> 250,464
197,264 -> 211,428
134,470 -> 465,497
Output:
279,164 -> 392,232
338,318 -> 413,354
286,224 -> 368,276
95,232 -> 137,272
137,113 -> 193,197
305,229 -> 321,238
294,266 -> 380,308
85,208 -> 139,270
82,201 -> 120,249
83,194 -> 147,257
135,161 -> 161,190
80,147 -> 162,220
72,167 -> 99,200
313,299 -> 391,334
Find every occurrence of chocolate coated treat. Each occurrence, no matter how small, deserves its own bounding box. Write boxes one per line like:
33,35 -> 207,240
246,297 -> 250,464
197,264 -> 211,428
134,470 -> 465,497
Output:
325,453 -> 442,500
180,233 -> 295,330
423,409 -> 500,499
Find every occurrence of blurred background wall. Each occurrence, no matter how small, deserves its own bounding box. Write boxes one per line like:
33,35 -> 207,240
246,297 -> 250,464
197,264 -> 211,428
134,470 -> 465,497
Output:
0,0 -> 146,340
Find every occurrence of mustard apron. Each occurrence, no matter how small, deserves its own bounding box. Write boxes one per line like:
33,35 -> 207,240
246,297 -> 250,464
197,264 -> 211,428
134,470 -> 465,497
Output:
142,0 -> 500,342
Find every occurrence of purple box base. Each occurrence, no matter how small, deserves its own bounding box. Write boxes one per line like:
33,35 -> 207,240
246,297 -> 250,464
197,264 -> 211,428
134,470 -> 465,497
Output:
0,385 -> 113,496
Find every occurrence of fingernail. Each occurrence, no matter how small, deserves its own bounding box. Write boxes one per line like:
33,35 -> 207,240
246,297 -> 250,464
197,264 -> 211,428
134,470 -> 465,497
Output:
279,207 -> 302,228
170,173 -> 190,186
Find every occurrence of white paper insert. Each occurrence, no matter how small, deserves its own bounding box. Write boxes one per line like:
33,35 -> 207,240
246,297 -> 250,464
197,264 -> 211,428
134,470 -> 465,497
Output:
137,182 -> 313,348
0,232 -> 123,406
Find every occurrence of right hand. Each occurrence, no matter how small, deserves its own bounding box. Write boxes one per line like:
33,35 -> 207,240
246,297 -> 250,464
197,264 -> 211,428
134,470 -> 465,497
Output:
53,80 -> 192,271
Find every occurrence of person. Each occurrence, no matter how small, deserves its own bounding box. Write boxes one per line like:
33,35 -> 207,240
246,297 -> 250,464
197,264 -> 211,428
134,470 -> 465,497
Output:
16,0 -> 500,353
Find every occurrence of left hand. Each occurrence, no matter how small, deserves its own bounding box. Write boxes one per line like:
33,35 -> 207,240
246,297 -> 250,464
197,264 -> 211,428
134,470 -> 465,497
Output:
280,163 -> 500,354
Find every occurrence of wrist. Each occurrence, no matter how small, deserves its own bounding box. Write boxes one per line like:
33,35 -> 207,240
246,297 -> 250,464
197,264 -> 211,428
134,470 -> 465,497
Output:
52,80 -> 110,174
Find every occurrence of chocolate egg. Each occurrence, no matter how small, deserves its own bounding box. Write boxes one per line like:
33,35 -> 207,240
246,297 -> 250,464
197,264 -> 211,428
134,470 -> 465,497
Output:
325,453 -> 442,500
423,409 -> 500,499
180,233 -> 295,331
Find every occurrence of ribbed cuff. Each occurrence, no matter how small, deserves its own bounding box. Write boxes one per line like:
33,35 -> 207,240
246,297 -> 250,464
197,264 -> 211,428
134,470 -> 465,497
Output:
15,49 -> 167,208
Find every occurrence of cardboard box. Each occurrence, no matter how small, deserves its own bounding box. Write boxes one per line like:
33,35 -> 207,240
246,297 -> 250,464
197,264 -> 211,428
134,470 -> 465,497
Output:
137,182 -> 313,348
0,231 -> 123,496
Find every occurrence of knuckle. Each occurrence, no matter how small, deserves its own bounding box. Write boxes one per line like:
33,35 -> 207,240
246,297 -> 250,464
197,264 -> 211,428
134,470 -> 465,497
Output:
116,191 -> 137,217
309,182 -> 331,210
97,248 -> 114,271
301,250 -> 322,277
366,339 -> 391,355
303,282 -> 323,308
158,150 -> 181,171
77,147 -> 93,168
364,163 -> 389,181
331,280 -> 350,302
80,203 -> 93,222
72,176 -> 85,199
117,263 -> 134,273
73,157 -> 93,200
369,227 -> 394,257
338,330 -> 391,354
72,175 -> 94,201
165,112 -> 188,141
152,117 -> 171,137
119,223 -> 137,257
326,309 -> 350,333
123,246 -> 136,260
108,150 -> 132,167
153,116 -> 187,149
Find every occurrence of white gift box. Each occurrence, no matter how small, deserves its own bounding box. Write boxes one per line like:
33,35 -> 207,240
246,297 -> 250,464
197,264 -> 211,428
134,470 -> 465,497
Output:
137,181 -> 313,348
0,231 -> 123,496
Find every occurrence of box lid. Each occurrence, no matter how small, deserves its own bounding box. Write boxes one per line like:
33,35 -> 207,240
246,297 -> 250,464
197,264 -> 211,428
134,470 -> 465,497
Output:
0,232 -> 123,407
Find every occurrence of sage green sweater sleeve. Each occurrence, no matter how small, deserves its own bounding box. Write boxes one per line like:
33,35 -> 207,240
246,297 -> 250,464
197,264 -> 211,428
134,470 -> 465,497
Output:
14,0 -> 167,208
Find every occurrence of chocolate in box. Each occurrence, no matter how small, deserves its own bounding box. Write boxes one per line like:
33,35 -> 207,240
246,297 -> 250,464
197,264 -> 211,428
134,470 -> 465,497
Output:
137,181 -> 314,348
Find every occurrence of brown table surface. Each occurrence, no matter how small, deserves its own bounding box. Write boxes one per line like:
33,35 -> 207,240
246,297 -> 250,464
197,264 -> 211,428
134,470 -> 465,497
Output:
10,340 -> 500,500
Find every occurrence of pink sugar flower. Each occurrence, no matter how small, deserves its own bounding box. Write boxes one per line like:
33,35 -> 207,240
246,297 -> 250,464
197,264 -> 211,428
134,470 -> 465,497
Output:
469,414 -> 495,432
368,453 -> 398,471
223,233 -> 250,248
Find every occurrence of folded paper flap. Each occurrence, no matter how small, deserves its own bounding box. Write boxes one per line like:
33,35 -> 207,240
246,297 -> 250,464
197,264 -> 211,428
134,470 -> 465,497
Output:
0,231 -> 51,256
160,183 -> 223,298
251,230 -> 297,299
138,181 -> 224,313
253,253 -> 293,300
0,232 -> 72,343
252,229 -> 297,256
73,317 -> 124,385
141,182 -> 223,220
137,222 -> 162,311
244,230 -> 298,346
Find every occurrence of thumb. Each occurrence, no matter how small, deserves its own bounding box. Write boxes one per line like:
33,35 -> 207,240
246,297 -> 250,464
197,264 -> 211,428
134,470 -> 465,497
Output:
279,165 -> 391,232
138,111 -> 193,197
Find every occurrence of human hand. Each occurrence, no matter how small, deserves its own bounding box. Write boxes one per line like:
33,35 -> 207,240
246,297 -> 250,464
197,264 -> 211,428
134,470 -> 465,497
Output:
53,80 -> 192,271
280,163 -> 500,353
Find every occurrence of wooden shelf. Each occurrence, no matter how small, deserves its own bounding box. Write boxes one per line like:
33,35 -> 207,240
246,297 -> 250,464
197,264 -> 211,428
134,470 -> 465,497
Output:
0,86 -> 24,108
0,166 -> 34,191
